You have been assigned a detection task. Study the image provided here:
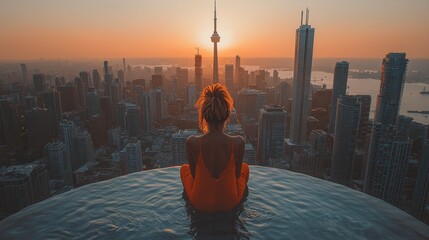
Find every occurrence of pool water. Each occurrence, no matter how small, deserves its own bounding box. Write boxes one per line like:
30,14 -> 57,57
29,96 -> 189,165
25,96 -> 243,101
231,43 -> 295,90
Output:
1,166 -> 429,239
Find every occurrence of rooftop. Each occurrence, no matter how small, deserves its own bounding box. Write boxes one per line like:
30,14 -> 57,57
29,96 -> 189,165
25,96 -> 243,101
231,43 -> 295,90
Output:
1,166 -> 428,239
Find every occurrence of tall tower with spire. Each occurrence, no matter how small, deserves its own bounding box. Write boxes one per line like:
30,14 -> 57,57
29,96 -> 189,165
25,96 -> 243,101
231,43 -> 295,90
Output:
211,0 -> 220,84
289,8 -> 315,145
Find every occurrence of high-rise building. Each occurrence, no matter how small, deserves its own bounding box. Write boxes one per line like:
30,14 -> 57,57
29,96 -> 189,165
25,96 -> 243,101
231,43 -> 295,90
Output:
256,105 -> 287,166
0,162 -> 50,215
74,77 -> 87,117
186,84 -> 197,109
235,55 -> 241,88
309,129 -> 327,156
20,63 -> 28,86
45,141 -> 73,185
151,75 -> 163,89
211,0 -> 220,83
255,70 -> 267,91
59,120 -> 78,171
141,92 -> 153,134
236,88 -> 267,124
79,71 -> 90,90
75,130 -> 94,165
225,64 -> 234,91
172,129 -> 198,165
33,74 -> 46,94
124,140 -> 143,174
364,124 -> 412,207
124,103 -> 142,138
100,96 -> 113,126
289,9 -> 315,145
273,70 -> 280,86
274,82 -> 291,107
154,67 -> 163,76
24,95 -> 37,111
195,50 -> 203,93
355,95 -> 371,147
26,108 -> 51,150
104,61 -> 114,97
375,53 -> 408,126
328,61 -> 349,134
364,53 -> 410,207
0,97 -> 20,150
92,69 -> 101,89
58,84 -> 77,113
411,140 -> 429,220
87,88 -> 101,117
110,80 -> 121,125
38,90 -> 62,138
330,95 -> 360,186
153,88 -> 165,123
177,68 -> 189,99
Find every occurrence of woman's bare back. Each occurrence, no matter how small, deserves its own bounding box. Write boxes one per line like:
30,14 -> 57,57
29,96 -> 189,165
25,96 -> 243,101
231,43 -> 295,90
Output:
187,132 -> 245,179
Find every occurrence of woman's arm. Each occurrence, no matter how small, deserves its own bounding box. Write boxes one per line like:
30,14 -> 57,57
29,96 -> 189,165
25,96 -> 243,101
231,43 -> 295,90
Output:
234,136 -> 245,178
186,136 -> 197,178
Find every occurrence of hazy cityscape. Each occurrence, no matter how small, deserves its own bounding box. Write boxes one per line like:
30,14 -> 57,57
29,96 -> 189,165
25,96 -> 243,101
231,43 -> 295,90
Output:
1,0 -> 429,239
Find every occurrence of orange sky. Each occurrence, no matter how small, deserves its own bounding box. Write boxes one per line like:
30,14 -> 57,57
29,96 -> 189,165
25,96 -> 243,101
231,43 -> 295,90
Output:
0,0 -> 428,60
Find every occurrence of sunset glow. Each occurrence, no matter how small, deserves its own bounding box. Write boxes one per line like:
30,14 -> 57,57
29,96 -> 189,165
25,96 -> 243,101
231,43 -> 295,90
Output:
0,0 -> 428,60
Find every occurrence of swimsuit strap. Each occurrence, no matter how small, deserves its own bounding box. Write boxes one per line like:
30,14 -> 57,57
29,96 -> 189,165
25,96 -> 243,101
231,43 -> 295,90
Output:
199,137 -> 203,154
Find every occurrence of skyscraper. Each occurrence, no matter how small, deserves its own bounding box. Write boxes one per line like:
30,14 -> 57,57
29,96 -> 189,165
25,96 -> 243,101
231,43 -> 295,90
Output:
0,97 -> 20,150
26,108 -> 51,150
87,88 -> 101,117
195,49 -> 203,93
74,77 -> 87,117
124,140 -> 143,174
375,53 -> 408,126
58,84 -> 77,112
411,140 -> 429,220
59,120 -> 78,171
225,64 -> 234,91
33,74 -> 46,94
75,130 -> 94,165
45,141 -> 73,185
186,84 -> 197,109
364,124 -> 412,207
328,61 -> 349,134
256,105 -> 287,166
364,53 -> 410,207
92,69 -> 101,89
330,95 -> 360,186
153,88 -> 165,123
289,9 -> 315,145
20,63 -> 28,86
104,61 -> 113,97
124,103 -> 142,138
172,129 -> 198,165
141,92 -> 153,134
211,0 -> 220,83
38,90 -> 62,138
235,55 -> 241,87
176,67 -> 189,99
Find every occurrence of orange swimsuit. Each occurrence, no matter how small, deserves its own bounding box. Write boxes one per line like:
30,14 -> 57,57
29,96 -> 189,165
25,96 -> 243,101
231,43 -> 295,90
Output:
180,139 -> 250,212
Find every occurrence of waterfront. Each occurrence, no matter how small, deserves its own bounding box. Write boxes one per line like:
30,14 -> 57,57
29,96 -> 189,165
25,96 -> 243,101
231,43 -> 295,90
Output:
273,70 -> 429,125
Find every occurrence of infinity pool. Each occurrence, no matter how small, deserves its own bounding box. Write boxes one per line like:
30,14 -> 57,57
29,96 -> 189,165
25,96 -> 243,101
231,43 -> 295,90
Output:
1,166 -> 429,239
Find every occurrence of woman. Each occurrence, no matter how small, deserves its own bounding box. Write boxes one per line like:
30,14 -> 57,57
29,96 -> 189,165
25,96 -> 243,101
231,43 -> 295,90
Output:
180,83 -> 250,213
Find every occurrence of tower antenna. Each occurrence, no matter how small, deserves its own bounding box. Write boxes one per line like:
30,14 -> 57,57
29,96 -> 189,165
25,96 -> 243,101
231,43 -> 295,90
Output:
195,47 -> 200,55
306,8 -> 309,25
301,10 -> 303,26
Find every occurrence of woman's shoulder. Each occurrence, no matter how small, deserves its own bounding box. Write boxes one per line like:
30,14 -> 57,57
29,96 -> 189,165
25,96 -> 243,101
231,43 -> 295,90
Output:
229,135 -> 245,148
186,135 -> 201,146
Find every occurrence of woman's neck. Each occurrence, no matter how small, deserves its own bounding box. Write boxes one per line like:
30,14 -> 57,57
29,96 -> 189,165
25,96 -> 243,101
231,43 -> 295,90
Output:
207,125 -> 224,134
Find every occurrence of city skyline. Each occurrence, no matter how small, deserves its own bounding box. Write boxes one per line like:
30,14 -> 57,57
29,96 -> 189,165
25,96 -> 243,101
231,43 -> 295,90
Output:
1,0 -> 429,60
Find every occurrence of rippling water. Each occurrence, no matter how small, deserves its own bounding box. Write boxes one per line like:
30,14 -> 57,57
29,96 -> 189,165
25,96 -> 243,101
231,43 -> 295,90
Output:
1,166 -> 429,239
